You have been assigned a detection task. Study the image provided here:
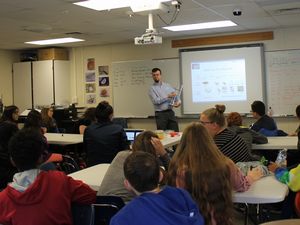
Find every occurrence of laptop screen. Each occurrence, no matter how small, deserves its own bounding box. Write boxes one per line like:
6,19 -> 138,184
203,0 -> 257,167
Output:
125,129 -> 145,144
126,131 -> 135,142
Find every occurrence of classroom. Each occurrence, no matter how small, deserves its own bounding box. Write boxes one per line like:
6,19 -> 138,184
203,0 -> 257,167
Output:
0,1 -> 300,225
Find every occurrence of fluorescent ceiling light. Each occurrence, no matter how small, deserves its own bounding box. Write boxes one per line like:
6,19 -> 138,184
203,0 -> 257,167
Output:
25,38 -> 84,45
163,20 -> 237,31
130,0 -> 169,12
74,0 -> 130,11
73,0 -> 170,12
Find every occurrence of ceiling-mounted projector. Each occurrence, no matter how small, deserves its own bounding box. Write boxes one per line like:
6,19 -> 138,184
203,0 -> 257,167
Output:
134,13 -> 162,45
134,33 -> 162,45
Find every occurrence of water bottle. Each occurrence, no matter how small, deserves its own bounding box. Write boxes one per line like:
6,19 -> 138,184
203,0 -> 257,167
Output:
268,106 -> 273,117
275,148 -> 287,167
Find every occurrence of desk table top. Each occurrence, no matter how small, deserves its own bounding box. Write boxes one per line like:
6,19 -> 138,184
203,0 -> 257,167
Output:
233,176 -> 289,204
252,136 -> 298,150
44,133 -> 83,145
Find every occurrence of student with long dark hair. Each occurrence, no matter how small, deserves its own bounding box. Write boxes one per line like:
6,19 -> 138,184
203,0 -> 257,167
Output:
0,105 -> 19,189
41,106 -> 59,133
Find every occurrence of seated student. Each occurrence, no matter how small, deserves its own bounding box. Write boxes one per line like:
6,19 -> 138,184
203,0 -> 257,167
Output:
110,151 -> 204,225
289,105 -> 300,141
0,128 -> 96,225
250,100 -> 278,135
227,112 -> 268,159
77,107 -> 96,134
269,162 -> 300,218
200,104 -> 251,163
98,131 -> 170,203
84,101 -> 129,166
41,106 -> 59,133
168,122 -> 262,225
24,109 -> 63,165
0,105 -> 19,190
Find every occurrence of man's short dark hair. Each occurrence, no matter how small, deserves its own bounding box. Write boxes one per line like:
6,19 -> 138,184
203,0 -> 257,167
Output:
152,68 -> 161,74
95,101 -> 113,122
9,128 -> 48,171
251,100 -> 266,116
124,152 -> 160,193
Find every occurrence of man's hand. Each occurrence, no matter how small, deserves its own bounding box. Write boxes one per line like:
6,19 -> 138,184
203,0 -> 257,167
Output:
168,92 -> 177,98
173,101 -> 181,108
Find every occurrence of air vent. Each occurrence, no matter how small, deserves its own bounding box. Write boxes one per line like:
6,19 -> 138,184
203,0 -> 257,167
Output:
65,31 -> 83,35
273,7 -> 300,15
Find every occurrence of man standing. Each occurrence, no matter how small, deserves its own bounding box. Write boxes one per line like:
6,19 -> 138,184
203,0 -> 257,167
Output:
149,68 -> 180,131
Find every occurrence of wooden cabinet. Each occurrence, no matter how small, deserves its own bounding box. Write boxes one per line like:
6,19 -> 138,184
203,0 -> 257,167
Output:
13,60 -> 70,112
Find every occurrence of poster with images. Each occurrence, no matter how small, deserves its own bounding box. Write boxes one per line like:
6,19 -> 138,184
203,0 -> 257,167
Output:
99,76 -> 109,86
100,87 -> 110,97
98,65 -> 109,75
86,94 -> 96,104
85,71 -> 96,82
85,83 -> 96,93
87,58 -> 95,71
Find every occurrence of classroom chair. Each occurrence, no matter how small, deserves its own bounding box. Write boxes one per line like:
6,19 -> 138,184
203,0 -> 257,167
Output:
72,203 -> 94,225
92,195 -> 125,225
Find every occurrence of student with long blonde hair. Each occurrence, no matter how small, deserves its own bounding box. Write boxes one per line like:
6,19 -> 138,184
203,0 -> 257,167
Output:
168,122 -> 262,225
200,104 -> 250,163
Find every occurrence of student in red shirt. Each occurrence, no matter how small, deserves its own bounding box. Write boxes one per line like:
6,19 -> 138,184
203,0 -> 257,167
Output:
0,128 -> 96,225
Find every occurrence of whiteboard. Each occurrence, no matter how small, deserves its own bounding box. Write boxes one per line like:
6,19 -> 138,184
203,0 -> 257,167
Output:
112,59 -> 181,117
265,49 -> 300,116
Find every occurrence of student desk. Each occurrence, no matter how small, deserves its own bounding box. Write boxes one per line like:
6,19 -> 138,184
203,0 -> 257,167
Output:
252,136 -> 298,150
233,176 -> 289,225
67,136 -> 181,191
44,133 -> 83,145
160,133 -> 182,148
68,163 -> 110,191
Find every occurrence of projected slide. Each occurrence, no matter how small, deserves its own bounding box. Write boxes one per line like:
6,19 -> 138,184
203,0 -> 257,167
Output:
191,59 -> 246,102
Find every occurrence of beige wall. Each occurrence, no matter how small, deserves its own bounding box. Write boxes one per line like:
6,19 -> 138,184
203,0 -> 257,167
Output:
68,27 -> 300,132
2,27 -> 299,132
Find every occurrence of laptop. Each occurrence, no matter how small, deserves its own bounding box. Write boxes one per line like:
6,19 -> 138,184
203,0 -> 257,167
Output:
125,129 -> 145,144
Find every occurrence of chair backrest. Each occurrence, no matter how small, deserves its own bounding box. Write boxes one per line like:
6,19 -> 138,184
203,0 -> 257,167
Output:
93,196 -> 125,225
112,118 -> 128,129
57,155 -> 80,174
72,203 -> 94,225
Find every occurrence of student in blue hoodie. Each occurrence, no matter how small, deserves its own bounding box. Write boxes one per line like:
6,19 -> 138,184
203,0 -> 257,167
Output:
110,151 -> 204,225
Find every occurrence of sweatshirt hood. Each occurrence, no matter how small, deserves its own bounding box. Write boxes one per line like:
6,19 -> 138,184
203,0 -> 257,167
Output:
6,170 -> 49,205
139,186 -> 204,225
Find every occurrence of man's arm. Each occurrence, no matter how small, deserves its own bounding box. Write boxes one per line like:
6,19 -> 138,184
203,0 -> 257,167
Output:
148,87 -> 170,105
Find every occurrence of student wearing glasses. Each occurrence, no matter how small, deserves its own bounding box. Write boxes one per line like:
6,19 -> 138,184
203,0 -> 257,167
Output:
200,104 -> 251,163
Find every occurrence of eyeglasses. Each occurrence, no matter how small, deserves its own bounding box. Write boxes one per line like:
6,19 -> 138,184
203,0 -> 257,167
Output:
199,120 -> 213,125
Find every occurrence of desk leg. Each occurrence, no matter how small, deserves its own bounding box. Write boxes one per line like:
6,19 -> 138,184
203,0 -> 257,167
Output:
244,203 -> 249,225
